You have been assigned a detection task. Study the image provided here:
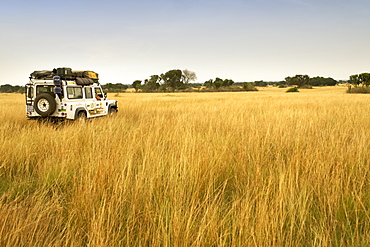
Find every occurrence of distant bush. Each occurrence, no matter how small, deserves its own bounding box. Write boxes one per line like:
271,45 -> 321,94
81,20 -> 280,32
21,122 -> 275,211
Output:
286,87 -> 299,93
347,86 -> 370,94
102,83 -> 128,93
300,85 -> 313,89
243,82 -> 258,91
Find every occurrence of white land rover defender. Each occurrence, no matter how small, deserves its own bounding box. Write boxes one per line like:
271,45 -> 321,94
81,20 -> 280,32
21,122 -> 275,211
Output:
26,67 -> 118,120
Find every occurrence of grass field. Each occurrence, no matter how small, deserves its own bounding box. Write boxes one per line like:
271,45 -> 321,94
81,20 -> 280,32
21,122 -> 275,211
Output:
1,87 -> 370,246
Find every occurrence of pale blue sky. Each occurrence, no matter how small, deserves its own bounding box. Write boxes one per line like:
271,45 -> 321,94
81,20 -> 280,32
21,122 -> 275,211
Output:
1,0 -> 369,85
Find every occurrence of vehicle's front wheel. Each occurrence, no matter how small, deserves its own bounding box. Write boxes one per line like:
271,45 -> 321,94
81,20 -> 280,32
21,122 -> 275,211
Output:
76,111 -> 87,122
108,107 -> 117,116
34,94 -> 56,117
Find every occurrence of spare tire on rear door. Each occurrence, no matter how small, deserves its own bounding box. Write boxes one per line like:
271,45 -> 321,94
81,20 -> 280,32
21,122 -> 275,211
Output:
34,93 -> 57,117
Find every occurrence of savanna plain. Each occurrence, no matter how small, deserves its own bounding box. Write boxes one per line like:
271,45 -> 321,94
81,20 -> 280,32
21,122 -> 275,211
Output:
1,87 -> 370,246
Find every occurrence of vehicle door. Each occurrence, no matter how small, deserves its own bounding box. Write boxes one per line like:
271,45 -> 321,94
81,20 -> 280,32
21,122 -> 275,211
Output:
84,86 -> 97,116
26,84 -> 34,106
25,84 -> 34,114
92,87 -> 106,115
66,86 -> 84,117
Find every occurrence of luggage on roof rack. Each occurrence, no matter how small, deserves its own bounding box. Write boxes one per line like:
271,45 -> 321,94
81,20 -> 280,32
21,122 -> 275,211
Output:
56,67 -> 73,79
30,68 -> 99,82
72,71 -> 99,82
30,70 -> 54,79
76,77 -> 94,86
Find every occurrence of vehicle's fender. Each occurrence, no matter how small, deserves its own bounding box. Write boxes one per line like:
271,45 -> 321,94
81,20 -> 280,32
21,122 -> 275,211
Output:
109,102 -> 118,110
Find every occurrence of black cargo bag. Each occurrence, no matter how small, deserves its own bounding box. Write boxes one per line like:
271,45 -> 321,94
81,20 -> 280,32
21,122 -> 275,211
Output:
57,67 -> 73,79
30,70 -> 53,79
76,78 -> 94,85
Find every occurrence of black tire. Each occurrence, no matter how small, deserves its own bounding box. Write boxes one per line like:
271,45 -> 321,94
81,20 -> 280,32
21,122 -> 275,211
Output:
108,107 -> 117,116
76,111 -> 87,121
34,94 -> 56,117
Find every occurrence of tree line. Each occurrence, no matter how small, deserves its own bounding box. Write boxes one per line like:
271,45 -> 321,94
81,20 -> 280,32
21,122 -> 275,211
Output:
1,71 -> 368,93
0,84 -> 25,93
131,69 -> 259,92
130,70 -> 341,92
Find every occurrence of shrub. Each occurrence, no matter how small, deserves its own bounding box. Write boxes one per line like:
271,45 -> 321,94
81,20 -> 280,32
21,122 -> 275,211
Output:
286,87 -> 299,93
300,85 -> 313,89
347,86 -> 370,94
243,82 -> 258,91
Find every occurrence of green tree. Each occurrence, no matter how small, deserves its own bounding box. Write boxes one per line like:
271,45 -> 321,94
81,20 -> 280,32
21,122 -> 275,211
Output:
285,75 -> 310,87
359,73 -> 370,87
214,77 -> 223,89
214,80 -> 222,90
285,76 -> 293,86
222,79 -> 234,87
309,76 -> 337,86
349,74 -> 359,86
161,69 -> 183,91
325,77 -> 337,86
132,80 -> 142,92
143,75 -> 160,91
349,73 -> 370,87
204,79 -> 213,88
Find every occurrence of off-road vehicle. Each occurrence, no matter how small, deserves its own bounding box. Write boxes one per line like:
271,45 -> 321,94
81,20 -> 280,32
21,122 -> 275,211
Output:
26,67 -> 118,121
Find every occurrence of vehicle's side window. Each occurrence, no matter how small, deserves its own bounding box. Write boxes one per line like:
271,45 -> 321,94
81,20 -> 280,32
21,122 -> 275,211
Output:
67,87 -> 83,99
94,87 -> 104,98
85,87 -> 93,99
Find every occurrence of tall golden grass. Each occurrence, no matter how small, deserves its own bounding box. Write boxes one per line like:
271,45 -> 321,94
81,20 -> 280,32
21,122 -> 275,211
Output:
1,87 -> 370,246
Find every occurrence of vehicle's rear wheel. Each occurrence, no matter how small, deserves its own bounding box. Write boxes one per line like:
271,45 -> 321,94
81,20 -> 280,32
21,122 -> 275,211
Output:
34,94 -> 56,117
